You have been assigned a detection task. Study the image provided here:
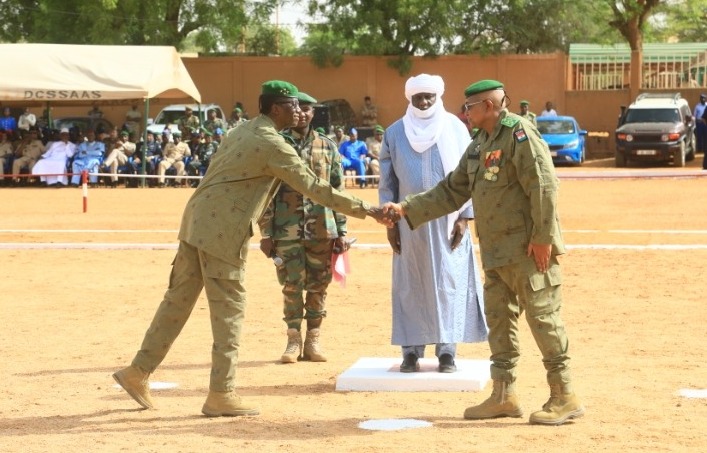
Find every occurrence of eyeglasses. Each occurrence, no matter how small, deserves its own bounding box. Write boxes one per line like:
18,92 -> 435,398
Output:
463,99 -> 489,112
275,100 -> 299,109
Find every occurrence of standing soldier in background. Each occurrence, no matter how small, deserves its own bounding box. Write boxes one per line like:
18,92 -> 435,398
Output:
258,92 -> 348,363
518,100 -> 537,126
178,107 -> 200,136
205,109 -> 227,134
382,79 -> 584,426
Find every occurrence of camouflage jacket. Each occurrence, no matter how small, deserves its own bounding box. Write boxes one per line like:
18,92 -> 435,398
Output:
258,127 -> 347,241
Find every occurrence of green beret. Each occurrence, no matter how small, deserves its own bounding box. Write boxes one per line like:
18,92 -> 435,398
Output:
464,79 -> 504,97
520,100 -> 530,106
233,107 -> 242,113
315,127 -> 326,134
261,80 -> 298,97
172,130 -> 182,136
120,130 -> 129,137
375,125 -> 385,133
203,130 -> 213,137
297,92 -> 317,104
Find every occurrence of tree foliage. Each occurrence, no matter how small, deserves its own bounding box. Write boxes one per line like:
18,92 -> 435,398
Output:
0,0 -> 287,54
302,0 -> 629,74
606,0 -> 662,51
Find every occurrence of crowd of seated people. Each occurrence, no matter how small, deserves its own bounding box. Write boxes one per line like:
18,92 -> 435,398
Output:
0,106 -> 224,188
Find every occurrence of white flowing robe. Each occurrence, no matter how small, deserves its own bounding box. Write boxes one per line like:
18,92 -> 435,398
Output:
32,140 -> 76,185
379,118 -> 487,346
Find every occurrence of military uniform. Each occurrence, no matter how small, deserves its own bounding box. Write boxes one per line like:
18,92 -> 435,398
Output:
158,137 -> 191,185
130,113 -> 369,393
179,114 -> 200,136
403,108 -> 569,383
12,137 -> 45,177
401,87 -> 582,423
258,127 -> 346,331
518,111 -> 537,126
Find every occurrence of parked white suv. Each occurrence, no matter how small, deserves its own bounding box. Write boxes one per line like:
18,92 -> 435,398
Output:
147,103 -> 225,135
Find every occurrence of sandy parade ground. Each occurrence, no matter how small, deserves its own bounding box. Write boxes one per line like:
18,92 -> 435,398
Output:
0,157 -> 706,453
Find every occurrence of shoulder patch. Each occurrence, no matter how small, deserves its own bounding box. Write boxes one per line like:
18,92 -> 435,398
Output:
514,129 -> 528,143
500,116 -> 520,128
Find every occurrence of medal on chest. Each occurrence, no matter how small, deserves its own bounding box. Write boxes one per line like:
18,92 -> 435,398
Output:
484,149 -> 502,181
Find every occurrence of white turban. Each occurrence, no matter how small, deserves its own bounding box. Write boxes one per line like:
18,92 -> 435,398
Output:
402,73 -> 473,239
404,74 -> 445,101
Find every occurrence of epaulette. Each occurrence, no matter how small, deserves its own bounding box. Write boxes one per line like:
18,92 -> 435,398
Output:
500,116 -> 520,128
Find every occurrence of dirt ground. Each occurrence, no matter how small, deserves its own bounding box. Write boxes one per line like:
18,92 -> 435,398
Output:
1,157 -> 706,453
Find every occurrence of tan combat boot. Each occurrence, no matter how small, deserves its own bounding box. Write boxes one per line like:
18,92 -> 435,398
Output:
529,383 -> 585,425
463,380 -> 523,419
281,328 -> 302,363
112,365 -> 155,409
201,391 -> 260,417
302,328 -> 327,362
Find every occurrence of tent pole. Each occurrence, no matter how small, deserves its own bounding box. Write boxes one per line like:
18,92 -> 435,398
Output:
141,98 -> 149,188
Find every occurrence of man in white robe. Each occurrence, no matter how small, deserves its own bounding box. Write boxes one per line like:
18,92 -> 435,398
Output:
379,74 -> 487,373
32,128 -> 76,186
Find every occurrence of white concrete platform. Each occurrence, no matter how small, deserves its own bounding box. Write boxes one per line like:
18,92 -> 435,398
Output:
335,357 -> 491,392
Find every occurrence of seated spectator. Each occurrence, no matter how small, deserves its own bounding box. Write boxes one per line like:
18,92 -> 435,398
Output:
18,107 -> 37,133
157,130 -> 190,187
133,131 -> 160,179
213,128 -> 224,144
187,130 -> 218,186
365,124 -> 384,184
70,129 -> 105,186
333,126 -> 347,147
102,130 -> 136,187
339,127 -> 368,188
12,128 -> 45,184
0,131 -> 14,183
0,107 -> 17,134
32,128 -> 76,187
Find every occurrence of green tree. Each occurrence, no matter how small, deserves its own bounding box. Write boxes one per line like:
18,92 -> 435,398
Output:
652,0 -> 707,42
0,0 -> 279,52
302,0 -> 622,74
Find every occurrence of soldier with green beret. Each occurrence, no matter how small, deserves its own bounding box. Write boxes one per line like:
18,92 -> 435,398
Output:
204,109 -> 227,135
258,91 -> 348,364
113,80 -> 388,417
518,100 -> 537,126
382,78 -> 584,426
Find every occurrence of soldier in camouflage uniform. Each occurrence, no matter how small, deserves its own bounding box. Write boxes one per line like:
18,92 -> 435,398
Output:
178,107 -> 201,136
382,79 -> 584,426
258,92 -> 348,364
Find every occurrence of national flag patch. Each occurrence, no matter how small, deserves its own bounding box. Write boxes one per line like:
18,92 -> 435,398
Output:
514,129 -> 528,143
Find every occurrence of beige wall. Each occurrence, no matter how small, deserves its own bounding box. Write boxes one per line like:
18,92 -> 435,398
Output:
27,53 -> 705,159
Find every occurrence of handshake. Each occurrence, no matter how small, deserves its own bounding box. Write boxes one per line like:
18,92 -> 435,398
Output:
367,202 -> 404,228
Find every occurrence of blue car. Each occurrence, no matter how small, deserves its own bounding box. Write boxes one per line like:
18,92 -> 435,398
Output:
536,116 -> 587,165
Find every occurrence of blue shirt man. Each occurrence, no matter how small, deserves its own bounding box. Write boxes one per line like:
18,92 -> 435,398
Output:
338,127 -> 368,188
0,107 -> 17,133
71,129 -> 105,185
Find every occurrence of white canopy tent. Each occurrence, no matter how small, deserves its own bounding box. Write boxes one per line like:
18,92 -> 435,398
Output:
0,44 -> 202,186
0,43 -> 201,103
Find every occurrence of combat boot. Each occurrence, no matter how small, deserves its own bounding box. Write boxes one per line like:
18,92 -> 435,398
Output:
281,328 -> 302,363
463,380 -> 523,419
302,328 -> 327,362
201,391 -> 260,417
529,383 -> 585,425
112,365 -> 155,409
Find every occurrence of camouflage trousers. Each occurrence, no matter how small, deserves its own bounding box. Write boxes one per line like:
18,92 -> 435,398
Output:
274,239 -> 335,330
483,256 -> 573,387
